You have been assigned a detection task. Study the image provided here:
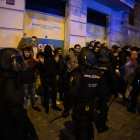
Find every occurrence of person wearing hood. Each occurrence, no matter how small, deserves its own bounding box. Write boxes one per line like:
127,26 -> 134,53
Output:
0,48 -> 39,140
38,45 -> 62,114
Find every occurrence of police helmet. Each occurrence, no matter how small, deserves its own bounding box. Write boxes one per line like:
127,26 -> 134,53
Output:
78,49 -> 95,65
0,48 -> 27,71
96,46 -> 109,62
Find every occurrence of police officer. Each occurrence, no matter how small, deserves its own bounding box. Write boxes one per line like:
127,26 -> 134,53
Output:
0,48 -> 38,140
62,49 -> 103,140
93,46 -> 118,133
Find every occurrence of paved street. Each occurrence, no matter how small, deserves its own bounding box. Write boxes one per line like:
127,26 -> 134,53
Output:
27,96 -> 140,140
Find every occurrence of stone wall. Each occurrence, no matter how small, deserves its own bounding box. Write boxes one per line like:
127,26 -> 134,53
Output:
0,0 -> 25,48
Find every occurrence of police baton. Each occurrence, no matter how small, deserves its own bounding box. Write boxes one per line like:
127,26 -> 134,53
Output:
108,97 -> 115,107
108,95 -> 115,107
49,116 -> 63,123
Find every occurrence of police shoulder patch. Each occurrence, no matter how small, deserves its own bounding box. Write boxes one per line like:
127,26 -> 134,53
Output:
70,76 -> 74,82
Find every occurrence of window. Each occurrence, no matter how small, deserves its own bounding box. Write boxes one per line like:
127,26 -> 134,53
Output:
87,8 -> 107,27
25,0 -> 66,17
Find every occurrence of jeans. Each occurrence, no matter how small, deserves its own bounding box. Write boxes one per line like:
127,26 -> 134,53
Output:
23,82 -> 36,109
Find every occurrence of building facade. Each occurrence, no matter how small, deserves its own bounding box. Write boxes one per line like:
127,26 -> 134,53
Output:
0,0 -> 139,54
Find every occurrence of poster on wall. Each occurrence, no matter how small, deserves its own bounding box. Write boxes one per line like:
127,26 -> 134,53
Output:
86,23 -> 106,45
6,0 -> 15,5
24,11 -> 65,50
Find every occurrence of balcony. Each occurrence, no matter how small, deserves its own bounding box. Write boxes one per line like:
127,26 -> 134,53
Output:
92,0 -> 137,11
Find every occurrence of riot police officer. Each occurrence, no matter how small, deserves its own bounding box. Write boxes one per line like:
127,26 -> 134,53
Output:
93,46 -> 118,133
62,49 -> 103,140
0,48 -> 38,140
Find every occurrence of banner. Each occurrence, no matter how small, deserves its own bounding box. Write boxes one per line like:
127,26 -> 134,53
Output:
24,11 -> 65,49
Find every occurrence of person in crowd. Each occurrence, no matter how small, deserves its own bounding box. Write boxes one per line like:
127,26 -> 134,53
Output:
127,63 -> 140,113
131,46 -> 137,51
118,47 -> 122,53
63,44 -> 81,82
69,48 -> 74,52
119,46 -> 131,67
38,45 -> 62,114
89,41 -> 95,48
88,44 -> 94,50
62,49 -> 103,140
124,50 -> 138,101
0,48 -> 39,140
137,48 -> 140,64
101,43 -> 107,47
93,46 -> 118,133
17,33 -> 40,59
82,47 -> 87,51
109,45 -> 120,69
56,47 -> 67,101
21,46 -> 41,112
129,45 -> 132,50
94,41 -> 100,48
118,47 -> 123,58
93,46 -> 99,56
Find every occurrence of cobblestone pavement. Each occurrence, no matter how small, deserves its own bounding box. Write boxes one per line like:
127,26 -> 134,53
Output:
27,96 -> 140,140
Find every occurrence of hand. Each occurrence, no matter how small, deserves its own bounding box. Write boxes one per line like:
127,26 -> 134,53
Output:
55,53 -> 59,63
62,111 -> 69,118
35,59 -> 39,63
50,45 -> 55,51
23,33 -> 27,39
42,44 -> 45,52
39,56 -> 44,64
56,75 -> 60,81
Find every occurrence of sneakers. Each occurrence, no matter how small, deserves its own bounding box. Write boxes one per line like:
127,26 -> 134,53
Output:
127,107 -> 136,114
33,106 -> 41,112
98,125 -> 109,133
52,106 -> 62,111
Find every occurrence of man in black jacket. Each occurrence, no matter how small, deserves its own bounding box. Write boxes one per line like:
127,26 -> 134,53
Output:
62,49 -> 103,140
0,48 -> 38,140
119,46 -> 131,77
38,45 -> 62,114
93,46 -> 118,133
109,45 -> 120,69
56,48 -> 66,101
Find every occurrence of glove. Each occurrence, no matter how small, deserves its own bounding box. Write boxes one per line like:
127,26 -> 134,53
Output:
62,110 -> 69,118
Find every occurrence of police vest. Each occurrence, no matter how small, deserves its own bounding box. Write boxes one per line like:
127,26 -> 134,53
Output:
77,68 -> 102,104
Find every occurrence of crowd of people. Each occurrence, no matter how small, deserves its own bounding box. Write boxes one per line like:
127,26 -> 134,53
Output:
0,33 -> 140,140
